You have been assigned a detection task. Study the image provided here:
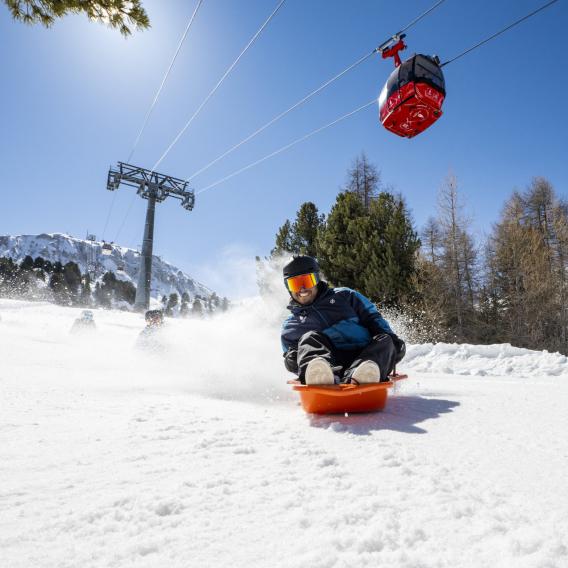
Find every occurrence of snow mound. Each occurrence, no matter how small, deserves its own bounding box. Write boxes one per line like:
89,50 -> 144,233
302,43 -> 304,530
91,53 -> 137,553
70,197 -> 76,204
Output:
403,342 -> 568,378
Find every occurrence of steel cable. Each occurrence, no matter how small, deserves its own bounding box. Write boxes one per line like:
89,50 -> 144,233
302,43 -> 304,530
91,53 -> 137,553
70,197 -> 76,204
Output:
441,0 -> 560,67
151,0 -> 287,173
197,99 -> 375,195
102,0 -> 204,241
189,0 -> 448,182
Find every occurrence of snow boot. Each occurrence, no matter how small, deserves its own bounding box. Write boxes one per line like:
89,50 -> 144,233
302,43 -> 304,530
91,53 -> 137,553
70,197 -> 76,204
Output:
305,357 -> 335,385
351,360 -> 381,384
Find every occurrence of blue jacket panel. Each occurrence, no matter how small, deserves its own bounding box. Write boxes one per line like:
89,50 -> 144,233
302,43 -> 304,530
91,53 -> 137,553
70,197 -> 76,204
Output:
281,284 -> 393,353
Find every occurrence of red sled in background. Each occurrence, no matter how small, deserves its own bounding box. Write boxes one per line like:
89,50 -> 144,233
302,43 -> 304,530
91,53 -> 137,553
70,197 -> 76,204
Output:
378,37 -> 446,138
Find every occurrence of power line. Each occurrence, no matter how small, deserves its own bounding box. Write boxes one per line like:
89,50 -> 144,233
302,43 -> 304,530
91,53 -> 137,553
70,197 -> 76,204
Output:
441,0 -> 560,67
151,0 -> 287,174
127,0 -> 205,163
197,99 -> 375,195
189,0 -> 448,181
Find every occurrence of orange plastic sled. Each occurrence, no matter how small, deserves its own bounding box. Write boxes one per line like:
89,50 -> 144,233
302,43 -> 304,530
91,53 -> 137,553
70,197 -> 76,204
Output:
288,374 -> 407,415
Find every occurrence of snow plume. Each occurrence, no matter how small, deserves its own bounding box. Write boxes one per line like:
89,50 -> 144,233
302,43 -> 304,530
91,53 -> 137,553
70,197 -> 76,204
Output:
0,293 -> 294,404
0,252 -> 297,405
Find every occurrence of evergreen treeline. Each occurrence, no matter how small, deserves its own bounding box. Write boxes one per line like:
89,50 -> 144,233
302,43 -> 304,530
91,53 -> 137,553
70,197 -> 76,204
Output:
0,255 -> 136,307
0,255 -> 230,315
269,153 -> 568,355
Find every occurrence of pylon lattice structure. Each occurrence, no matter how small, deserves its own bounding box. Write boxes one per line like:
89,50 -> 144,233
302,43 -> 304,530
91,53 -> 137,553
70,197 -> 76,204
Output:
106,162 -> 195,311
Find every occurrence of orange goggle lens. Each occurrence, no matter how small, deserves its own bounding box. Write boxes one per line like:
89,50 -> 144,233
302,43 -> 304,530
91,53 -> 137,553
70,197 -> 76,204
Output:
285,273 -> 318,293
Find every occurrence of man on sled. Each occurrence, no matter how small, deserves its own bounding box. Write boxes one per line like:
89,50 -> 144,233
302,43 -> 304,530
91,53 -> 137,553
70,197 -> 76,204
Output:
281,256 -> 406,385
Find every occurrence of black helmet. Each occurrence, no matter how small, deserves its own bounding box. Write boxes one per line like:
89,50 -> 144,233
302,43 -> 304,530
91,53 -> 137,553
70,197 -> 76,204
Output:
145,309 -> 164,324
283,255 -> 320,279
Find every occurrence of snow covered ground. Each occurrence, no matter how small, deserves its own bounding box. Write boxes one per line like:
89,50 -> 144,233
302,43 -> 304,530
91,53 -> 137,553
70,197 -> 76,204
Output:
1,298 -> 567,568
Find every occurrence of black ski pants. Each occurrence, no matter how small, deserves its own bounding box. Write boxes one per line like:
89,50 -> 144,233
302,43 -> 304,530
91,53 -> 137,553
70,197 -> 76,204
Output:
286,330 -> 397,384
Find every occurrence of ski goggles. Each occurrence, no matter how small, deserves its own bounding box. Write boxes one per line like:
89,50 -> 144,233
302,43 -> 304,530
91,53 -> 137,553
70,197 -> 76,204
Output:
285,272 -> 319,293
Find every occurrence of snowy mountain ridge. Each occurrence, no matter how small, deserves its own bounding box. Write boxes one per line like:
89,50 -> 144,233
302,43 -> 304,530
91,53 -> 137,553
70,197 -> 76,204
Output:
0,233 -> 213,301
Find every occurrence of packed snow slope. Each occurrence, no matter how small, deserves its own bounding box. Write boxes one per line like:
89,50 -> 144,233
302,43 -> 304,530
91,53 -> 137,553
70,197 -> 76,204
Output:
1,298 -> 567,568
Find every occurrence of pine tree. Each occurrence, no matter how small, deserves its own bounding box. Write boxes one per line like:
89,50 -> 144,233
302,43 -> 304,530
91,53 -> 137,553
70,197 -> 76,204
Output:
316,191 -> 367,289
180,292 -> 190,317
80,273 -> 92,306
421,217 -> 442,263
192,298 -> 203,317
272,220 -> 295,256
97,271 -> 116,308
0,258 -> 18,296
49,272 -> 70,305
4,0 -> 150,36
359,193 -> 420,306
63,262 -> 82,304
432,174 -> 479,339
166,293 -> 179,316
20,255 -> 34,272
344,152 -> 380,210
291,202 -> 324,256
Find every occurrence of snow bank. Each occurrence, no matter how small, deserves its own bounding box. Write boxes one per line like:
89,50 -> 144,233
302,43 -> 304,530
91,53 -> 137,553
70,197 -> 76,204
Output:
402,342 -> 568,379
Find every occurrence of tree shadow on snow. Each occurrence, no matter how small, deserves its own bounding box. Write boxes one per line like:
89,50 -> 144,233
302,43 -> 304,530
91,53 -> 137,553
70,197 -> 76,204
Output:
307,395 -> 460,435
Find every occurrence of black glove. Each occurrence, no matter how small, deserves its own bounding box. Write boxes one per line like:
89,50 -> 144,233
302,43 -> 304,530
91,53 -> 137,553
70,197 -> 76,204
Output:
389,334 -> 406,363
283,348 -> 299,374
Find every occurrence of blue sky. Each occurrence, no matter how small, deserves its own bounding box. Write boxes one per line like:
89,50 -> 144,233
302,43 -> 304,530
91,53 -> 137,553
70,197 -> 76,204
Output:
1,0 -> 566,298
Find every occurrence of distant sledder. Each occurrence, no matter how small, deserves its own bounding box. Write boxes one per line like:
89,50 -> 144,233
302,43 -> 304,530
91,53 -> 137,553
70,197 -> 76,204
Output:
136,309 -> 166,352
281,255 -> 407,414
70,310 -> 96,334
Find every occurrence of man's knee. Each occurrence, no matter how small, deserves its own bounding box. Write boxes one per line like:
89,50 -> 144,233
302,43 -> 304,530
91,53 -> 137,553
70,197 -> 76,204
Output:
299,330 -> 327,344
373,333 -> 395,352
374,332 -> 405,363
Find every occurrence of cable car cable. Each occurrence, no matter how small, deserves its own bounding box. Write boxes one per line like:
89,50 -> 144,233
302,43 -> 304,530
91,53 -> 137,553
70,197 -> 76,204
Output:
440,0 -> 560,67
188,51 -> 374,180
196,99 -> 375,195
102,0 -> 204,243
188,0 -> 447,181
397,0 -> 447,36
113,0 -> 286,243
150,0 -> 287,174
127,0 -> 205,163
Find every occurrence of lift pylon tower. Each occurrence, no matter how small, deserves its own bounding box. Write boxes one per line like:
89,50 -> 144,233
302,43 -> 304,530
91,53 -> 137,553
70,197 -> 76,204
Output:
106,162 -> 195,312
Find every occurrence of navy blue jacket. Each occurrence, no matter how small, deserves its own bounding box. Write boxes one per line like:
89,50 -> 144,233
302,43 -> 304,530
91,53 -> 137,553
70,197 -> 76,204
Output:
281,282 -> 393,354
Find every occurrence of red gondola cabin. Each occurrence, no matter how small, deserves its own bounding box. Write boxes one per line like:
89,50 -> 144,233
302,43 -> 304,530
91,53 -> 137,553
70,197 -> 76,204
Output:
378,53 -> 446,138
